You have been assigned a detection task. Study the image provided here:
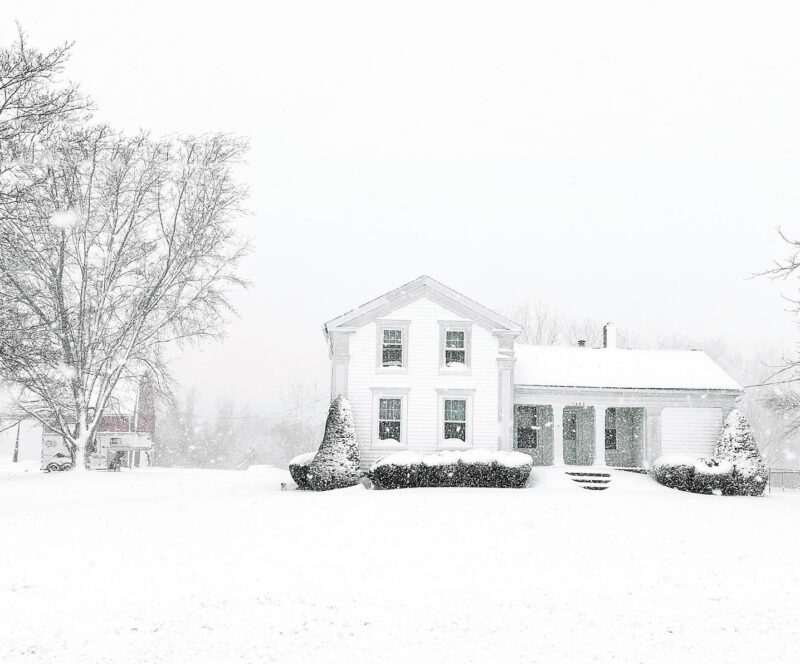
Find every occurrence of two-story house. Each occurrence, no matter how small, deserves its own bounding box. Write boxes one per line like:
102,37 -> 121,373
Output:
323,276 -> 742,470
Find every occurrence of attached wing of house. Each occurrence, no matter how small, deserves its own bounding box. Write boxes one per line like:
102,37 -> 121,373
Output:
324,275 -> 742,470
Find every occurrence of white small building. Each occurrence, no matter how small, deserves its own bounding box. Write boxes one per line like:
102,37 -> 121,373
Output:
323,276 -> 741,470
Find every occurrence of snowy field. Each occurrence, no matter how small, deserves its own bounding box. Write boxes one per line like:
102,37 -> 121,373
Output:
1,466 -> 798,664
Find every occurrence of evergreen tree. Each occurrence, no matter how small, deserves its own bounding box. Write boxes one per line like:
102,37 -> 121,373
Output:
715,409 -> 767,496
307,395 -> 360,491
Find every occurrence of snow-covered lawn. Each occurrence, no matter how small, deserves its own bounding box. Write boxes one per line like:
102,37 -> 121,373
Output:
1,466 -> 798,664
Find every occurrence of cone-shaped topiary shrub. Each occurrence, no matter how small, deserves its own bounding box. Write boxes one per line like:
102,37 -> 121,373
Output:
714,409 -> 767,496
307,395 -> 361,491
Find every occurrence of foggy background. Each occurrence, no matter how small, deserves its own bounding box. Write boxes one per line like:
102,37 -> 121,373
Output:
3,1 -> 799,463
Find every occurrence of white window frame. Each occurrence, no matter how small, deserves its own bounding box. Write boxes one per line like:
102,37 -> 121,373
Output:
436,389 -> 475,448
376,320 -> 410,373
370,387 -> 410,447
438,321 -> 472,374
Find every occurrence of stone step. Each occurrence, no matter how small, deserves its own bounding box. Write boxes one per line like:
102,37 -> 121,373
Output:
564,470 -> 613,492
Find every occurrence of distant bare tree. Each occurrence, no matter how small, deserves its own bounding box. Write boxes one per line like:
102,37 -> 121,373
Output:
510,302 -> 562,345
0,125 -> 249,468
0,26 -> 87,155
509,301 -> 612,348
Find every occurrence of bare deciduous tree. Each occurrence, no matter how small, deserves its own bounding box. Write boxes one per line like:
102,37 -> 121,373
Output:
0,25 -> 87,155
0,124 -> 249,468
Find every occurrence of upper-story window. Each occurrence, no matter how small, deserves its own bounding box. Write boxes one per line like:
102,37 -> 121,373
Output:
445,331 -> 465,366
438,321 -> 472,372
382,329 -> 403,366
376,320 -> 409,372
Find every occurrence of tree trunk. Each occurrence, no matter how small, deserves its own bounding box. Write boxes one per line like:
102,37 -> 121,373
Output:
70,411 -> 90,471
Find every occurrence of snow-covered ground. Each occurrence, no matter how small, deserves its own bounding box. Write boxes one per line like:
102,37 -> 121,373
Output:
1,466 -> 798,664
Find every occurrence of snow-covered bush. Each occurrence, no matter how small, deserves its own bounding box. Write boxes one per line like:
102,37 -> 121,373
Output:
691,458 -> 735,495
306,395 -> 361,491
714,410 -> 767,496
369,450 -> 533,489
288,452 -> 316,490
652,455 -> 697,491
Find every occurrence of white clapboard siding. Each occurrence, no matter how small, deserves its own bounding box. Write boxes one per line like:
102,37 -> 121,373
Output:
661,407 -> 722,457
347,296 -> 500,470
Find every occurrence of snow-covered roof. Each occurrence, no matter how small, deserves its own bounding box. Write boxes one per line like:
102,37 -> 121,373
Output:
514,345 -> 742,391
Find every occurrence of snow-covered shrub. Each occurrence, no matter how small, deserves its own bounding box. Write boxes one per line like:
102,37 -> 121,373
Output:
306,395 -> 361,491
652,455 -> 697,491
691,458 -> 735,495
714,410 -> 767,496
369,450 -> 533,489
288,452 -> 316,490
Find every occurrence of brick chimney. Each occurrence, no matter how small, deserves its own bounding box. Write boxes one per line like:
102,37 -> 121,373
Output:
603,323 -> 617,349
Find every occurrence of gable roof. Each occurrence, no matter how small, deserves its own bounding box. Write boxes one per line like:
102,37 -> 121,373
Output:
324,275 -> 522,335
514,345 -> 742,392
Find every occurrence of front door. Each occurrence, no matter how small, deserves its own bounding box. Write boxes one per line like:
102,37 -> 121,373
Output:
562,406 -> 595,465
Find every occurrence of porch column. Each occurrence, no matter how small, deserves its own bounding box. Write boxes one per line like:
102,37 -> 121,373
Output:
496,332 -> 518,452
645,407 -> 663,468
552,404 -> 564,465
329,330 -> 352,400
593,405 -> 607,466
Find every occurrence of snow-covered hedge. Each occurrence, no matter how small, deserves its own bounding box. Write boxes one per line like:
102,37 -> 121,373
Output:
288,452 -> 315,490
652,456 -> 746,496
652,410 -> 767,497
691,458 -> 735,495
652,455 -> 697,492
368,450 -> 533,489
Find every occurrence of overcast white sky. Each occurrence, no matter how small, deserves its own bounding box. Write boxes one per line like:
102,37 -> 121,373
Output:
3,1 -> 800,409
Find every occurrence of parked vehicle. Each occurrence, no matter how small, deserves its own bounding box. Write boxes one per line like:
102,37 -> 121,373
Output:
43,452 -> 73,472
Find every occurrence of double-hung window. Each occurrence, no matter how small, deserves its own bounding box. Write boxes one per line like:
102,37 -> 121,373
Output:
437,389 -> 474,447
371,387 -> 409,446
445,331 -> 465,366
378,398 -> 402,442
376,321 -> 409,371
382,329 -> 403,366
444,399 -> 467,441
438,321 -> 471,372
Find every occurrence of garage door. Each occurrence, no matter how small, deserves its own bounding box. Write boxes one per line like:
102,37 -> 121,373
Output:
661,407 -> 722,457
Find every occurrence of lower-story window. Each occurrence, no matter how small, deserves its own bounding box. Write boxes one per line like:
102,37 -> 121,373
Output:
378,398 -> 402,442
444,399 -> 467,442
372,388 -> 409,446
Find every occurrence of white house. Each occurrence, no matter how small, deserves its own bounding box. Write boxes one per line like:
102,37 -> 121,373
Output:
323,276 -> 741,470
